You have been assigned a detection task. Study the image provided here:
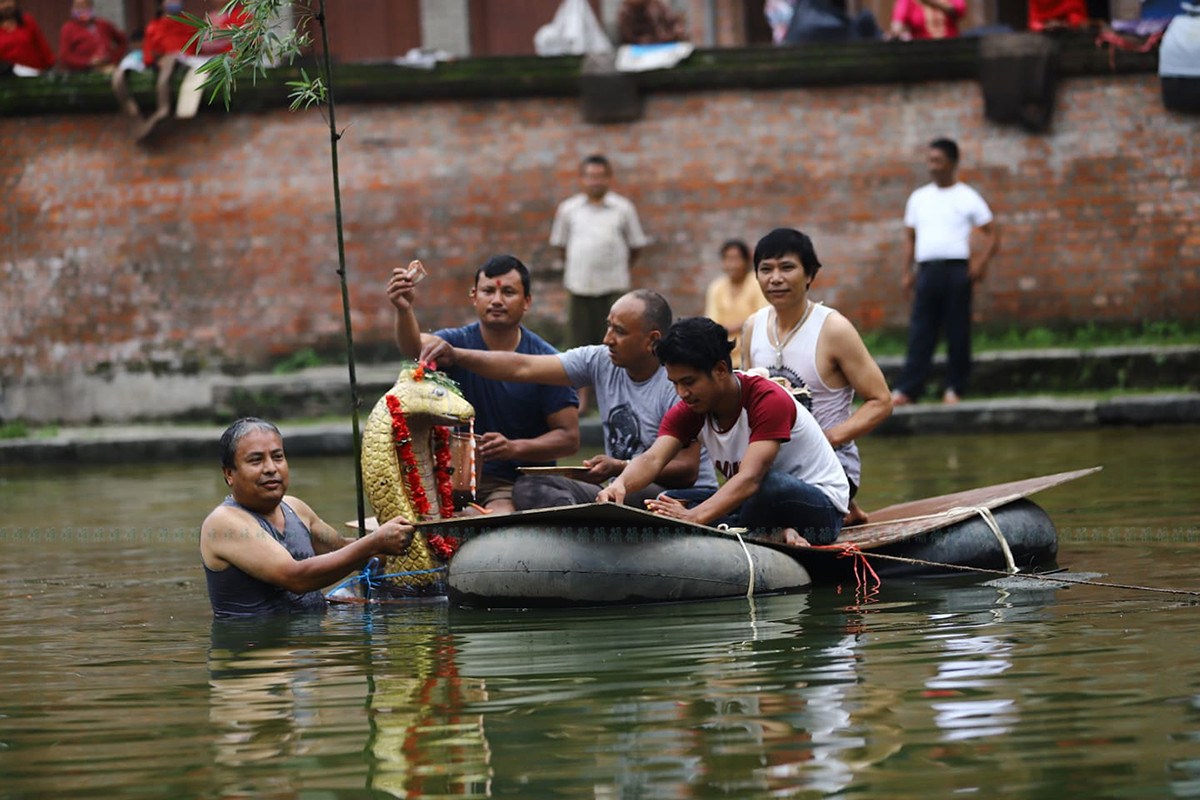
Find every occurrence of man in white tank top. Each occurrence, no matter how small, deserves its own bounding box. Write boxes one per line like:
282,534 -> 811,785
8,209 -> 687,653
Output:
739,228 -> 893,526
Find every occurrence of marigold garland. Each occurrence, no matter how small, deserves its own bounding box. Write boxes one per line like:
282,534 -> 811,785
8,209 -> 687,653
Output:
386,394 -> 430,518
385,395 -> 459,562
432,425 -> 456,519
426,533 -> 461,560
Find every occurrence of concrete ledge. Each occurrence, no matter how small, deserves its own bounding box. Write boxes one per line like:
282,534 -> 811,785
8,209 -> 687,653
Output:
1097,393 -> 1200,425
3,393 -> 1197,465
878,397 -> 1099,435
0,33 -> 1154,117
6,346 -> 1197,426
0,421 -> 354,465
876,345 -> 1200,398
209,366 -> 401,421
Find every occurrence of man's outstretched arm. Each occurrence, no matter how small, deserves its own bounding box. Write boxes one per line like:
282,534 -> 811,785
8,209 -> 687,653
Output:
596,435 -> 682,505
201,507 -> 413,595
420,339 -> 573,387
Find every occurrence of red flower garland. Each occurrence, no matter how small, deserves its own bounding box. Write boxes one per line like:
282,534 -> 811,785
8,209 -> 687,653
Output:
426,533 -> 461,559
385,395 -> 459,563
386,394 -> 430,518
431,425 -> 456,519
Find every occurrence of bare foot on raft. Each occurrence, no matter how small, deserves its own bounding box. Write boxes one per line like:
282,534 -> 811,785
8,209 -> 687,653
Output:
843,499 -> 869,527
781,528 -> 812,547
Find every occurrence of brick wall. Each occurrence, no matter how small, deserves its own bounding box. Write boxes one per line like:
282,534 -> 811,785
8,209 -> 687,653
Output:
2,73 -> 1197,385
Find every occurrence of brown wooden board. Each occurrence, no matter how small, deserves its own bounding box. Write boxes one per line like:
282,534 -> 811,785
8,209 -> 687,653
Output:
403,467 -> 1100,553
516,466 -> 596,479
414,501 -> 730,540
834,467 -> 1102,549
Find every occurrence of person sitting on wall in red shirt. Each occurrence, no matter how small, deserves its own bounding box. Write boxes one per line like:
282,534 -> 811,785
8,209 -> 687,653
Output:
112,0 -> 205,138
59,0 -> 127,73
1027,0 -> 1088,31
597,316 -> 850,548
202,1 -> 250,54
888,0 -> 966,40
0,0 -> 54,74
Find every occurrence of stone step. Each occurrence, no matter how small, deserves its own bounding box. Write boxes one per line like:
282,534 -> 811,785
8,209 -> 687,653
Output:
876,344 -> 1200,399
3,346 -> 1198,426
2,394 -> 1197,465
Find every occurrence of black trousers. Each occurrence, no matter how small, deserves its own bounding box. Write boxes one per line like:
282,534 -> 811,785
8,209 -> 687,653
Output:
895,259 -> 972,399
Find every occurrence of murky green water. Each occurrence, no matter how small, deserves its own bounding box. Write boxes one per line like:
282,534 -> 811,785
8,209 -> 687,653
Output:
2,427 -> 1198,798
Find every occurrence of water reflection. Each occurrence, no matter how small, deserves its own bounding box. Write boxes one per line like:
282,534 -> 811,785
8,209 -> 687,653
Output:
446,595 -> 898,798
365,607 -> 493,798
206,607 -> 495,799
4,426 -> 1200,798
208,617 -> 325,778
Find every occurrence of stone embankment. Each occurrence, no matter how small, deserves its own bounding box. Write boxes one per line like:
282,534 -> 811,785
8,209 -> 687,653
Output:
1,346 -> 1197,465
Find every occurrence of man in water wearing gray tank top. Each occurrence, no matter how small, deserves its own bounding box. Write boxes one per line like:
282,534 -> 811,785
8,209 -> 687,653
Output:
740,228 -> 893,526
200,418 -> 414,618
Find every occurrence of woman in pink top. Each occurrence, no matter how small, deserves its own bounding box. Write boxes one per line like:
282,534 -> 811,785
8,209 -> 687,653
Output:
889,0 -> 966,40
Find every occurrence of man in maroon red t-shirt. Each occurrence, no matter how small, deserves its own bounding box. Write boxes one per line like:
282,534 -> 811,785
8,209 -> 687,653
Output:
598,317 -> 848,546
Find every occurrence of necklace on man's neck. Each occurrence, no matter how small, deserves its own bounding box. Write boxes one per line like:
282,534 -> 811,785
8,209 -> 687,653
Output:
767,301 -> 813,368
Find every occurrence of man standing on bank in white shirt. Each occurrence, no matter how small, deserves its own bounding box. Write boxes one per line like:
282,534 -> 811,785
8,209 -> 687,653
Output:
892,138 -> 1000,406
551,153 -> 650,351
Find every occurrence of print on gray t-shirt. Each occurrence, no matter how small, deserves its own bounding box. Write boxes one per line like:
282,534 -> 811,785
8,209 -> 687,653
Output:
558,345 -> 718,490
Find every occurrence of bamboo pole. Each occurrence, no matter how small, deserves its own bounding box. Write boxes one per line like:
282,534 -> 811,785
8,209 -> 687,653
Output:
315,0 -> 367,536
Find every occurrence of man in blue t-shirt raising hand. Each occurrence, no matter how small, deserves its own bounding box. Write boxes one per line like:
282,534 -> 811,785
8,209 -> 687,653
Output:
418,290 -> 718,510
388,254 -> 580,514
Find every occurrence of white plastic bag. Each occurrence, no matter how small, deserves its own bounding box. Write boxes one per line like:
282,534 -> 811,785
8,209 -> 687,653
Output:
534,0 -> 613,56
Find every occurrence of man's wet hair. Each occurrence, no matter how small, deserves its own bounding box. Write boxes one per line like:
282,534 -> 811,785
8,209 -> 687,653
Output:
655,317 -> 735,372
581,153 -> 612,174
753,228 -> 823,281
220,417 -> 281,469
930,137 -> 960,163
474,254 -> 531,296
627,288 -> 673,334
720,239 -> 750,263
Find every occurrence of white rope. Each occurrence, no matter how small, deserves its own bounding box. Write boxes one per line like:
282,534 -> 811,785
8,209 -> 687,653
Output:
720,523 -> 757,597
946,505 -> 1018,574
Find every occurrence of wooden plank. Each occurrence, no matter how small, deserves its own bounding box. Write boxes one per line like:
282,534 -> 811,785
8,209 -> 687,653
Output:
836,467 -> 1102,549
353,467 -> 1101,553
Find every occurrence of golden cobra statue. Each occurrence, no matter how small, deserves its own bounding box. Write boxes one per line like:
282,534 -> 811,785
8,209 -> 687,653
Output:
361,361 -> 475,595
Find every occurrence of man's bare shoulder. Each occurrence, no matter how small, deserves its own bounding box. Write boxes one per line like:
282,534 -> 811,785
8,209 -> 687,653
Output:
201,503 -> 266,540
821,309 -> 867,346
282,494 -> 310,512
281,495 -> 319,525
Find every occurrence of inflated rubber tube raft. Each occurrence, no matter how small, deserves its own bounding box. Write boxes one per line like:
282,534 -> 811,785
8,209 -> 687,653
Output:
439,504 -> 812,607
356,365 -> 1098,606
413,468 -> 1098,608
789,468 -> 1099,581
793,497 -> 1059,581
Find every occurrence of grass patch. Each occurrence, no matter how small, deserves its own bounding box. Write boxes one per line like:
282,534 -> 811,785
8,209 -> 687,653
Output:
861,320 -> 1200,357
272,348 -> 335,375
0,423 -> 59,440
0,421 -> 29,439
